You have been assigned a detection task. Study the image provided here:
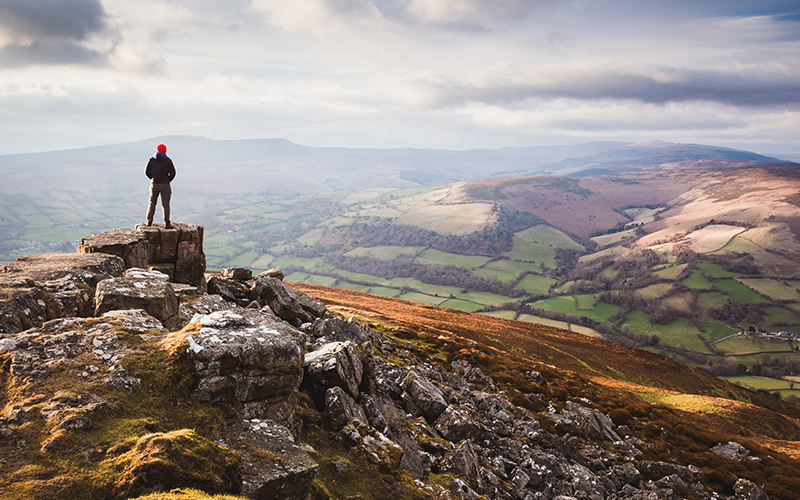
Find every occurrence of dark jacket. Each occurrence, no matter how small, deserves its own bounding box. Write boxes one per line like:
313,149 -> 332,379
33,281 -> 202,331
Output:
145,153 -> 176,184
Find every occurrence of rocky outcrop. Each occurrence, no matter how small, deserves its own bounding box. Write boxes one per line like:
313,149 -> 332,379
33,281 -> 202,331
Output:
305,340 -> 364,398
712,441 -> 751,461
185,309 -> 305,407
95,269 -> 179,321
79,223 -> 206,287
78,228 -> 149,270
251,275 -> 326,326
0,227 -> 782,500
222,419 -> 319,500
0,252 -> 125,334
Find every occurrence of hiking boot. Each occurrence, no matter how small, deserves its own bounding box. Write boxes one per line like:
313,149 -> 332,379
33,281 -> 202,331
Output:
164,222 -> 172,229
145,221 -> 153,227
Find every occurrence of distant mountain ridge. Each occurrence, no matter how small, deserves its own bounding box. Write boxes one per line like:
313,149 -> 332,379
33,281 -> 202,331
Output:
0,136 -> 791,196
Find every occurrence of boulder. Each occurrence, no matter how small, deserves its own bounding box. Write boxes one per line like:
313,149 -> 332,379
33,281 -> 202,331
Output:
400,370 -> 448,424
440,440 -> 481,489
78,229 -> 149,269
222,267 -> 252,281
733,478 -> 770,500
256,268 -> 285,281
339,419 -> 403,468
2,252 -> 125,289
0,278 -> 50,334
636,460 -> 693,483
305,341 -> 363,398
207,276 -> 251,307
101,309 -> 166,333
551,401 -> 621,442
41,278 -> 94,318
0,252 -> 126,334
186,310 -> 304,405
94,269 -> 178,321
711,441 -> 750,461
148,263 -> 175,281
325,386 -> 368,430
250,276 -> 326,326
434,405 -> 487,442
223,419 -> 319,500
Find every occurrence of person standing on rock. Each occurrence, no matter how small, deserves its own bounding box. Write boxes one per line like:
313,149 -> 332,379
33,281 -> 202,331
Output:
145,143 -> 176,229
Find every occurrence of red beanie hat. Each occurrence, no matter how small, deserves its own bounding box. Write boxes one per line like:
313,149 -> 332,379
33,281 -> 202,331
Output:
157,144 -> 167,153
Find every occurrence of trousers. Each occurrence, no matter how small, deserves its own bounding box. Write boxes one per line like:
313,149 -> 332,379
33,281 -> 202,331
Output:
146,183 -> 171,223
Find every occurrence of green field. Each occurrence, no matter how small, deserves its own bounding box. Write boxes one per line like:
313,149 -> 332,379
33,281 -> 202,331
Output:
696,261 -> 740,278
416,249 -> 491,269
653,263 -> 687,280
514,274 -> 555,294
398,292 -> 446,306
518,314 -> 571,330
738,279 -> 800,301
503,225 -> 584,265
439,299 -> 485,312
457,291 -> 515,307
225,251 -> 259,268
623,311 -> 654,333
345,246 -> 424,260
479,310 -> 518,320
472,259 -> 541,284
534,295 -> 618,325
697,292 -> 728,313
365,286 -> 400,297
714,279 -> 772,303
636,283 -> 674,299
681,270 -> 715,290
722,375 -> 794,392
715,336 -> 794,355
702,321 -> 739,342
649,319 -> 710,353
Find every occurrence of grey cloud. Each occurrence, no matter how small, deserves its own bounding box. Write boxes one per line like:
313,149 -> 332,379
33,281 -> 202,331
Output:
425,67 -> 800,109
0,0 -> 113,67
0,41 -> 106,67
0,0 -> 107,40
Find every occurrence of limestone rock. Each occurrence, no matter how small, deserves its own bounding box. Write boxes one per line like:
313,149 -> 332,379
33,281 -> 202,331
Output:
80,223 -> 206,287
223,419 -> 319,500
41,278 -> 94,318
400,370 -> 448,424
207,276 -> 252,307
222,267 -> 252,281
551,401 -> 621,442
78,228 -> 148,269
636,460 -> 694,483
94,269 -> 178,321
0,252 -> 125,334
325,386 -> 367,430
101,309 -> 166,333
434,405 -> 487,442
250,276 -> 326,326
256,268 -> 285,281
440,440 -> 481,489
186,310 -> 304,405
733,478 -> 770,500
340,419 -> 403,468
711,441 -> 750,461
0,278 -> 50,334
305,341 -> 363,398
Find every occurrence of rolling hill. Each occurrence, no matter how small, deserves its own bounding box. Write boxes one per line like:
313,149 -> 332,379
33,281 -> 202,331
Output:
2,137 -> 800,400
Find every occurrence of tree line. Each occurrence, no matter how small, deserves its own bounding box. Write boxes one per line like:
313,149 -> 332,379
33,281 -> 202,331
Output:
325,254 -> 526,298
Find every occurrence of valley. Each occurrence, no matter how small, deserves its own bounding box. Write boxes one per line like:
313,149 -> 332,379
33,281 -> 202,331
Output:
3,139 -> 800,405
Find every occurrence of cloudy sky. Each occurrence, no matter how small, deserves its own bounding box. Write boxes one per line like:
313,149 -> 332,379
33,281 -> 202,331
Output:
1,0 -> 799,155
